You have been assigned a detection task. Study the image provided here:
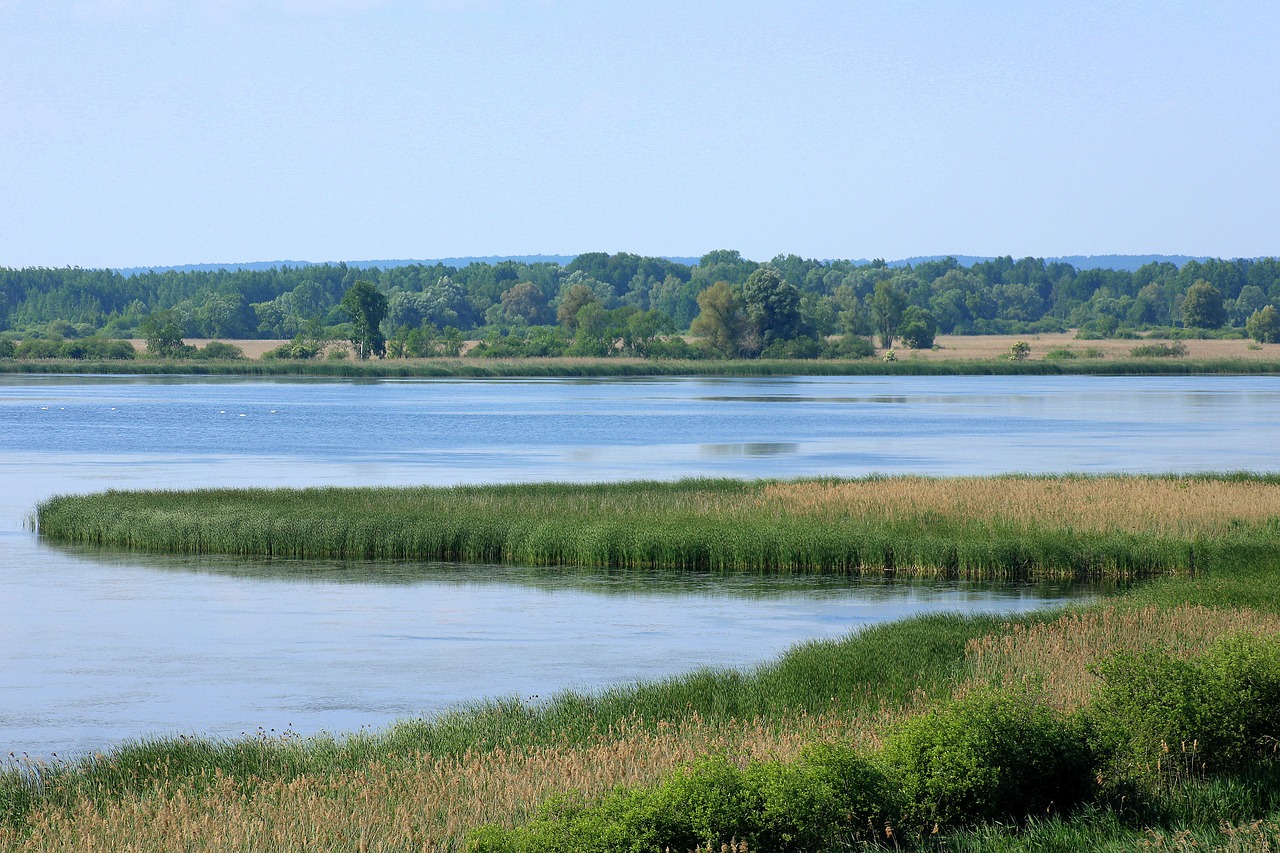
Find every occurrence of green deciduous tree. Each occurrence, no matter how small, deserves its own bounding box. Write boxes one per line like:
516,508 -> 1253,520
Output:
557,284 -> 600,330
1246,305 -> 1280,344
139,309 -> 191,358
1180,279 -> 1227,329
899,306 -> 938,349
742,265 -> 802,347
340,280 -> 388,359
690,281 -> 751,358
870,279 -> 908,348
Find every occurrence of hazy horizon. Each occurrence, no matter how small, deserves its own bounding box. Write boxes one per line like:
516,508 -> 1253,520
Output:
3,2 -> 1277,268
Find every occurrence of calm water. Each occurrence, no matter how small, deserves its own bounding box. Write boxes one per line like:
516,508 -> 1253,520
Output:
3,373 -> 1277,758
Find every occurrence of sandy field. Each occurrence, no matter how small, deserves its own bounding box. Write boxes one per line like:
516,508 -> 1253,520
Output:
912,333 -> 1280,362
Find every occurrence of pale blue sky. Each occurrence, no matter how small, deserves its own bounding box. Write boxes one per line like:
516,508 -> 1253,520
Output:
2,0 -> 1277,268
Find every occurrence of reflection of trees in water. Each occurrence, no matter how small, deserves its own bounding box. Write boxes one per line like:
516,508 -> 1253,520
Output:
45,542 -> 1117,601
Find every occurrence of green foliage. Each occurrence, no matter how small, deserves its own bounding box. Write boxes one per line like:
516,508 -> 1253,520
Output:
870,279 -> 909,348
900,306 -> 938,349
1246,305 -> 1280,344
339,281 -> 388,359
468,744 -> 894,853
1087,635 -> 1280,785
138,309 -> 192,357
883,690 -> 1095,827
1130,341 -> 1189,358
0,338 -> 14,358
822,333 -> 876,359
742,265 -> 803,347
192,341 -> 245,360
1180,280 -> 1228,330
690,282 -> 752,358
1008,340 -> 1031,361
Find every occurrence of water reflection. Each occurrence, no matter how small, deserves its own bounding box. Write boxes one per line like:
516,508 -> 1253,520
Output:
46,543 -> 1120,601
699,442 -> 800,457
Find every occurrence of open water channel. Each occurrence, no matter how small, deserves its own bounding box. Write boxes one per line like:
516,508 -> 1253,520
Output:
2,373 -> 1278,758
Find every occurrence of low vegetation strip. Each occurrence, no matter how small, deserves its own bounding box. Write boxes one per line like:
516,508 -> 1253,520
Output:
5,355 -> 1280,377
36,475 -> 1280,579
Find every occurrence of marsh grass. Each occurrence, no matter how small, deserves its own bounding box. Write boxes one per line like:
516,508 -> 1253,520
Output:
13,478 -> 1280,850
37,475 -> 1280,580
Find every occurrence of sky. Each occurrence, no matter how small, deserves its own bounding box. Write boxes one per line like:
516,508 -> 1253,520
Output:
2,0 -> 1278,268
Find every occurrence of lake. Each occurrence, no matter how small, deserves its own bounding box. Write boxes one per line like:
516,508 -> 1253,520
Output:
3,373 -> 1277,758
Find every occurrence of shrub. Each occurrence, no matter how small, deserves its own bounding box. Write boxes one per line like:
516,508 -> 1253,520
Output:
1129,341 -> 1188,358
1087,634 -> 1280,785
15,339 -> 63,358
1008,341 -> 1031,361
760,335 -> 822,359
193,341 -> 245,360
882,690 -> 1094,828
262,337 -> 330,360
900,307 -> 937,349
467,744 -> 894,853
821,333 -> 875,359
0,339 -> 14,358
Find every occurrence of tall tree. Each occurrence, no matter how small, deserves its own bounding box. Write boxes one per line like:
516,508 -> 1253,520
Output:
870,279 -> 908,348
1180,279 -> 1226,329
742,265 -> 802,346
340,280 -> 388,359
690,281 -> 750,358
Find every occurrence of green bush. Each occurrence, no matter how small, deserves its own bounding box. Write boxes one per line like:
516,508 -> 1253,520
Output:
193,341 -> 245,360
1088,634 -> 1280,785
0,339 -> 13,358
821,333 -> 876,359
882,690 -> 1094,828
467,744 -> 894,853
760,335 -> 822,359
1129,341 -> 1188,358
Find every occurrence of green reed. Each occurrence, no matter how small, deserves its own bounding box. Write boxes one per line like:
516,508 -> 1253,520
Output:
35,475 -> 1280,580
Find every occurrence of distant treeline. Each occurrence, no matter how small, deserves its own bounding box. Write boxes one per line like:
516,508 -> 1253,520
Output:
3,252 -> 1280,356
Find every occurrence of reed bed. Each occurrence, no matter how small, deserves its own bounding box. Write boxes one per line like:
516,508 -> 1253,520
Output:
37,475 -> 1280,580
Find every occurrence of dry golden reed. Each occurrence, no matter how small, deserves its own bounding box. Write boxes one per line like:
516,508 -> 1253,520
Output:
0,712 -> 909,853
757,476 -> 1280,538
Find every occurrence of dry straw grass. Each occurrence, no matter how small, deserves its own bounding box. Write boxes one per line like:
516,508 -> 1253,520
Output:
758,476 -> 1280,537
0,712 -> 906,853
962,603 -> 1280,712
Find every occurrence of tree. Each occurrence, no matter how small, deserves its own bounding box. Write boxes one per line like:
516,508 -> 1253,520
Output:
340,280 -> 388,359
742,265 -> 802,346
1180,280 -> 1226,329
139,309 -> 190,357
497,281 -> 549,326
1232,285 -> 1269,326
557,284 -> 600,330
690,281 -> 751,358
1246,305 -> 1280,344
870,279 -> 908,348
899,306 -> 937,349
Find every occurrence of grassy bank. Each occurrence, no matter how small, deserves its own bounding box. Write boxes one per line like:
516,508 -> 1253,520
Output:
36,475 -> 1280,580
10,474 -> 1280,851
5,355 -> 1280,377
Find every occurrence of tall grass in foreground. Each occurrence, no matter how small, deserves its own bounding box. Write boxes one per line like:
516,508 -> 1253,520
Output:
37,475 -> 1280,579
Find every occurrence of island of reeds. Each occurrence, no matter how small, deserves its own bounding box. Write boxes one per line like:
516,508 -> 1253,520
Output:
35,474 -> 1280,580
9,473 -> 1280,851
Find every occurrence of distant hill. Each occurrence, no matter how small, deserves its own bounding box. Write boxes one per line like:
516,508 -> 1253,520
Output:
114,253 -> 1220,277
881,254 -> 1213,273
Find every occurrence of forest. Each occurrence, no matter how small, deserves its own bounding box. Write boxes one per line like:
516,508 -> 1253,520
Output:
3,251 -> 1280,359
